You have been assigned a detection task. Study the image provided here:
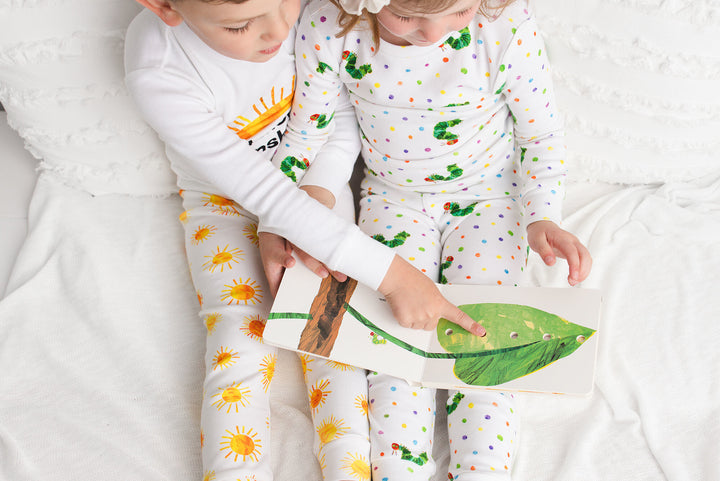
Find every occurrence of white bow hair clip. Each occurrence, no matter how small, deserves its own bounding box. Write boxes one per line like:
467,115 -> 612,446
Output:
338,0 -> 392,14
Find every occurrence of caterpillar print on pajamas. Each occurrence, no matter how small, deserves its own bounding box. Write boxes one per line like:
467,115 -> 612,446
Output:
424,163 -> 464,182
446,392 -> 465,415
310,113 -> 334,129
391,443 -> 429,466
316,61 -> 333,73
342,50 -> 373,79
443,201 -> 478,217
441,27 -> 471,50
433,119 -> 463,145
280,156 -> 309,182
439,255 -> 454,285
370,331 -> 387,344
372,230 -> 410,248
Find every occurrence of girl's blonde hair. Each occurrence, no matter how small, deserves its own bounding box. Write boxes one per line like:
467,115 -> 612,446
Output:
328,0 -> 516,48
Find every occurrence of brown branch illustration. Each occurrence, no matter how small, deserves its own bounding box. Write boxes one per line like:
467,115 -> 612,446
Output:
298,275 -> 358,357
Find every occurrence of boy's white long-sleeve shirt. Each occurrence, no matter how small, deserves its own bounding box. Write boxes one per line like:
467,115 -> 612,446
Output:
124,10 -> 394,289
276,0 -> 567,225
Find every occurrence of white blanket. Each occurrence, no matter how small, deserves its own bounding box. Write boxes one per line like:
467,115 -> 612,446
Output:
2,171 -> 718,480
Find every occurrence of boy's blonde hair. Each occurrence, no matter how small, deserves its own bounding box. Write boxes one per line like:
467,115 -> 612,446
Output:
329,0 -> 515,47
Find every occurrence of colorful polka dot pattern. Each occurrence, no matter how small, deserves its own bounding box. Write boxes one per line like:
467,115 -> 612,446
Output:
287,0 -> 567,224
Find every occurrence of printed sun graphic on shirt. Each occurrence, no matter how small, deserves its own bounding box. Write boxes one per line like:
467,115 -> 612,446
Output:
192,224 -> 217,245
259,353 -> 276,392
240,315 -> 266,342
308,379 -> 332,413
201,470 -> 215,481
227,79 -> 295,139
341,453 -> 371,481
211,382 -> 252,413
202,245 -> 243,273
316,415 -> 351,445
325,360 -> 355,371
212,346 -> 240,371
221,277 -> 263,305
220,426 -> 263,463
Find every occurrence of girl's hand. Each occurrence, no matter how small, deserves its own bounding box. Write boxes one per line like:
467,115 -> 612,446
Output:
378,255 -> 486,337
527,220 -> 592,286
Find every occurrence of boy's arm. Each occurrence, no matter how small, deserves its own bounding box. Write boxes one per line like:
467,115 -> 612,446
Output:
125,65 -> 392,290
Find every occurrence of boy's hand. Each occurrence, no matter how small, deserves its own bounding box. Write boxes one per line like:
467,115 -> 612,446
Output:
378,255 -> 486,337
527,220 -> 592,286
259,231 -> 295,297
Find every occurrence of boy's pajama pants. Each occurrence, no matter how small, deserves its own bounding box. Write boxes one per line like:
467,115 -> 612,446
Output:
180,190 -> 370,481
358,177 -> 521,480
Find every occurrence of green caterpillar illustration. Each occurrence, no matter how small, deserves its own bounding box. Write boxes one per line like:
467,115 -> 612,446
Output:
439,255 -> 454,285
316,61 -> 333,74
342,50 -> 373,79
425,163 -> 464,182
442,27 -> 471,50
391,443 -> 429,466
370,331 -> 387,345
433,119 -> 463,145
372,231 -> 410,248
280,156 -> 309,182
443,201 -> 478,217
310,112 -> 334,129
446,392 -> 465,415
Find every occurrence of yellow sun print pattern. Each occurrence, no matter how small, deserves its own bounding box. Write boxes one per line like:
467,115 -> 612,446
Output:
220,426 -> 262,463
308,379 -> 332,414
259,353 -> 276,392
221,277 -> 263,305
341,453 -> 371,481
204,312 -> 223,334
211,382 -> 252,413
243,222 -> 260,247
202,245 -> 244,273
228,79 -> 295,139
240,315 -> 266,341
193,224 -> 217,245
354,394 -> 369,416
316,415 -> 351,445
212,346 -> 240,371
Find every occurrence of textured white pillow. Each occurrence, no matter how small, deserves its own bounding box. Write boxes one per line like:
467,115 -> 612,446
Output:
534,0 -> 720,184
0,0 -> 177,196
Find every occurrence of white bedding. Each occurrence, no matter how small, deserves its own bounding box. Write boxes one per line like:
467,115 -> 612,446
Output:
1,0 -> 719,480
2,169 -> 718,480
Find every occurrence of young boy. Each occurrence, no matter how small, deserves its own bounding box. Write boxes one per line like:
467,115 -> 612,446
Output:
124,0 -> 381,479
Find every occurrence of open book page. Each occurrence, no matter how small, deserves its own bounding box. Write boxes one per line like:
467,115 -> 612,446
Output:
266,262 -> 601,395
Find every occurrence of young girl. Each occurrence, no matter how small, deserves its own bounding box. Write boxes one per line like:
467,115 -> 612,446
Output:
272,0 -> 592,478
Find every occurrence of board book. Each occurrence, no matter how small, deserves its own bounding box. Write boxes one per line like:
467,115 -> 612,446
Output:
265,263 -> 601,395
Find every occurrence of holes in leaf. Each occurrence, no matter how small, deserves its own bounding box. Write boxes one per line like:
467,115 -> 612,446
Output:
576,335 -> 586,343
542,333 -> 552,341
509,332 -> 519,339
445,328 -> 454,336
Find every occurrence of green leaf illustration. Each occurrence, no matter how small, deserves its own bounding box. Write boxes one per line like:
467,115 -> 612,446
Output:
437,303 -> 596,386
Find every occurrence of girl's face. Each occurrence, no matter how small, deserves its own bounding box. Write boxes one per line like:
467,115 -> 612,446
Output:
376,0 -> 482,46
170,0 -> 301,62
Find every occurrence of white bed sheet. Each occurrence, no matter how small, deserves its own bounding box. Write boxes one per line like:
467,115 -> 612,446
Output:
1,167 -> 718,481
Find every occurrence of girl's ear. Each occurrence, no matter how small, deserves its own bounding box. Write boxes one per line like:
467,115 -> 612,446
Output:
135,0 -> 184,26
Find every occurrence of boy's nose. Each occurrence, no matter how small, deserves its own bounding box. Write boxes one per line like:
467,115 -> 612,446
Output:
262,13 -> 291,42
